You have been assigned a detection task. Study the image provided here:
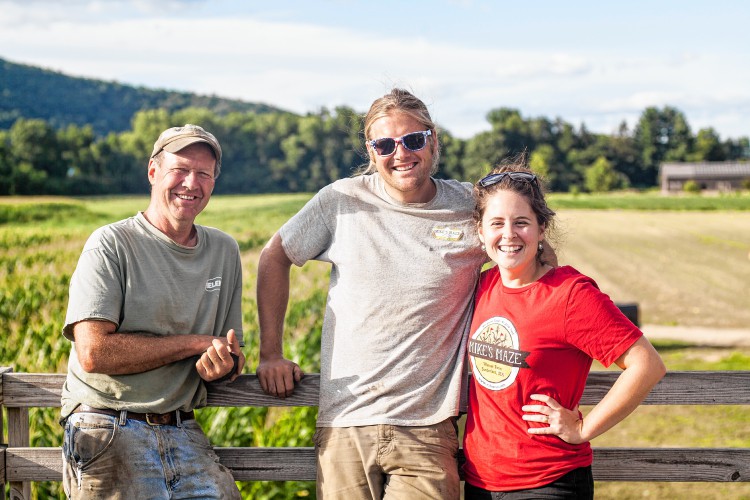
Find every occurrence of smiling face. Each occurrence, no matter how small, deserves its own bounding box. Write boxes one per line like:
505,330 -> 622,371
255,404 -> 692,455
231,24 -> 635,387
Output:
367,111 -> 437,204
478,189 -> 546,287
145,142 -> 216,242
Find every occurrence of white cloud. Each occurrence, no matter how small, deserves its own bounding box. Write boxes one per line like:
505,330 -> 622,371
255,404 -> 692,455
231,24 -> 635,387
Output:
1,1 -> 749,139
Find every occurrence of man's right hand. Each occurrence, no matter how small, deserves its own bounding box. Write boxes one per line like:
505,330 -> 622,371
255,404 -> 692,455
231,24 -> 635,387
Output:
256,357 -> 304,398
196,329 -> 245,382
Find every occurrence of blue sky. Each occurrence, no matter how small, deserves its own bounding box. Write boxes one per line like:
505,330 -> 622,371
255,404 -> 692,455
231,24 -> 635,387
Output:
1,0 -> 749,139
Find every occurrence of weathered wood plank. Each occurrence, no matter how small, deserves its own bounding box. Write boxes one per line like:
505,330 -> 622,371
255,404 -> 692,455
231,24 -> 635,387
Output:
6,447 -> 750,483
592,448 -> 750,482
7,407 -> 31,500
4,371 -> 750,409
581,371 -> 750,405
1,444 -> 6,490
215,447 -> 318,481
4,447 -> 321,482
7,408 -> 29,449
1,373 -> 66,407
206,374 -> 320,407
4,448 -> 61,482
0,366 -> 10,492
0,366 -> 13,405
0,372 -> 321,408
10,482 -> 30,500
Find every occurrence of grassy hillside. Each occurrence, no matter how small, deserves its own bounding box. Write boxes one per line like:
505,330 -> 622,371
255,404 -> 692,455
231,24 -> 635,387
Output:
0,57 -> 282,136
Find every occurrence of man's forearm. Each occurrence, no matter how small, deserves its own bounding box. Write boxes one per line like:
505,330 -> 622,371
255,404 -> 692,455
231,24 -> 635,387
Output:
257,233 -> 293,361
75,323 -> 219,375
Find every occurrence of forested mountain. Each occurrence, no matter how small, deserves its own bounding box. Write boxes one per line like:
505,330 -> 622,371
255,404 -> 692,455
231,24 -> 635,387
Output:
0,57 -> 281,136
1,57 -> 748,196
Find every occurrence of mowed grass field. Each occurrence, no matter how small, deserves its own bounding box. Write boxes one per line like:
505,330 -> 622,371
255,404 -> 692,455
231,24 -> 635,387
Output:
2,192 -> 749,499
558,209 -> 750,329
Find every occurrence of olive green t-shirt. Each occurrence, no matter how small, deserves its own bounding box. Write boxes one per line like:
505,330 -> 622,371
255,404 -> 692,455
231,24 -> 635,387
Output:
61,212 -> 243,418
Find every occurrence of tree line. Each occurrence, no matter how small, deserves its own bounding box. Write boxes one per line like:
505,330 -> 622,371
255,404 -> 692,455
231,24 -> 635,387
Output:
1,104 -> 748,196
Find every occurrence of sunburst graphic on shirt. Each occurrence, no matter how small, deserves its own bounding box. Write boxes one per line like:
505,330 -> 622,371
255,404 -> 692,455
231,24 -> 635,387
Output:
468,316 -> 530,391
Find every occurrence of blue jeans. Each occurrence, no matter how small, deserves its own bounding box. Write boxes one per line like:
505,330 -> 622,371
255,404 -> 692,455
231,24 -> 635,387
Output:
464,466 -> 594,500
62,411 -> 240,499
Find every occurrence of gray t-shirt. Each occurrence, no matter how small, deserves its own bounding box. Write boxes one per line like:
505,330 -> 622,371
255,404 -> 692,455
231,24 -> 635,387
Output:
61,212 -> 243,418
280,173 -> 486,426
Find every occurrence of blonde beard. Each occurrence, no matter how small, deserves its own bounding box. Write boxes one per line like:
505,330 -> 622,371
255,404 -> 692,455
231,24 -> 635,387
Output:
358,151 -> 441,177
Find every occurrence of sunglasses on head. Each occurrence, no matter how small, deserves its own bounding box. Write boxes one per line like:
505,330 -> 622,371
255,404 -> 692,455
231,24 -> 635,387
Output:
478,171 -> 537,188
368,130 -> 432,157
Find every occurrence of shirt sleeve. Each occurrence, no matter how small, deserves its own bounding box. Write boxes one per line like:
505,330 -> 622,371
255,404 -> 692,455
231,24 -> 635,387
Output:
63,228 -> 124,340
564,277 -> 643,367
279,186 -> 335,266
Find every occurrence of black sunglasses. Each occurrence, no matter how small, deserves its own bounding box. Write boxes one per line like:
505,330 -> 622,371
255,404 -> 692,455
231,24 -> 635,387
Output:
478,171 -> 537,188
368,130 -> 432,157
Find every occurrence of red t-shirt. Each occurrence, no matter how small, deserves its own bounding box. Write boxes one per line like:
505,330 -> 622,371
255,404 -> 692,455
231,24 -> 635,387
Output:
462,265 -> 642,491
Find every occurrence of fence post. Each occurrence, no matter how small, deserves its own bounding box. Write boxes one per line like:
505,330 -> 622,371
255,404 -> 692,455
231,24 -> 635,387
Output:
7,405 -> 29,500
2,368 -> 31,500
1,367 -> 12,500
617,302 -> 640,327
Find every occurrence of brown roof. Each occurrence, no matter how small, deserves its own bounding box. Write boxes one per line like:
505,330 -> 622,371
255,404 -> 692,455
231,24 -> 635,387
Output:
660,162 -> 750,179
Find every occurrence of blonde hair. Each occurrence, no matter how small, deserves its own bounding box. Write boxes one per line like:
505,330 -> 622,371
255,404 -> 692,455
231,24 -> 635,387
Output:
359,88 -> 440,175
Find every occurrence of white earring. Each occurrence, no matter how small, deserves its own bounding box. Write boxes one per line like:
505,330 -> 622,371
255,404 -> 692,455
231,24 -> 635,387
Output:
538,242 -> 544,251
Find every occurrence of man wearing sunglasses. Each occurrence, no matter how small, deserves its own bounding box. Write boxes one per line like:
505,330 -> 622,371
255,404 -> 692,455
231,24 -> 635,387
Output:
257,88 -> 488,499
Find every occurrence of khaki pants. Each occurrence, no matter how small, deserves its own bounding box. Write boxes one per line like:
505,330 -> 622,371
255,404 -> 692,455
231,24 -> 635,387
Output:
314,418 -> 459,499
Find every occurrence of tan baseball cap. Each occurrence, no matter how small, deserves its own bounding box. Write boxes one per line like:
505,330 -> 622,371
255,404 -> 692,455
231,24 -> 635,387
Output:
151,124 -> 222,177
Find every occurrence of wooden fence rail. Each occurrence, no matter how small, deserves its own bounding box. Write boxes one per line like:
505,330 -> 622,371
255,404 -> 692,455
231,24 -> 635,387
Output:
2,367 -> 750,499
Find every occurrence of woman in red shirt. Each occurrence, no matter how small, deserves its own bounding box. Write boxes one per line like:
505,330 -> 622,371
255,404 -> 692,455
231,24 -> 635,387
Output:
462,158 -> 666,499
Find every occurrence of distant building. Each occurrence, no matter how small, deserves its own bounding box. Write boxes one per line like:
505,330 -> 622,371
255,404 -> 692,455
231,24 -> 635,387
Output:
659,161 -> 750,193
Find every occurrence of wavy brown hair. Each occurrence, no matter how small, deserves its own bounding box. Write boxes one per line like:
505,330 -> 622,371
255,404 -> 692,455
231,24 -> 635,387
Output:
473,152 -> 557,262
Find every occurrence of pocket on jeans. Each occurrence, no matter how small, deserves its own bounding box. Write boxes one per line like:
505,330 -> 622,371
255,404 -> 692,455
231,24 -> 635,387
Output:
65,413 -> 118,469
181,420 -> 213,450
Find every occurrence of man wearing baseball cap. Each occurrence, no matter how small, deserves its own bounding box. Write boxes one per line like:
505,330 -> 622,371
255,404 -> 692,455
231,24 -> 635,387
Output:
61,124 -> 243,498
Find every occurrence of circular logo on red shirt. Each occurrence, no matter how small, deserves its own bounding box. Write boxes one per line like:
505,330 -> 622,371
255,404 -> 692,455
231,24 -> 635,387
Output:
468,316 -> 529,391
